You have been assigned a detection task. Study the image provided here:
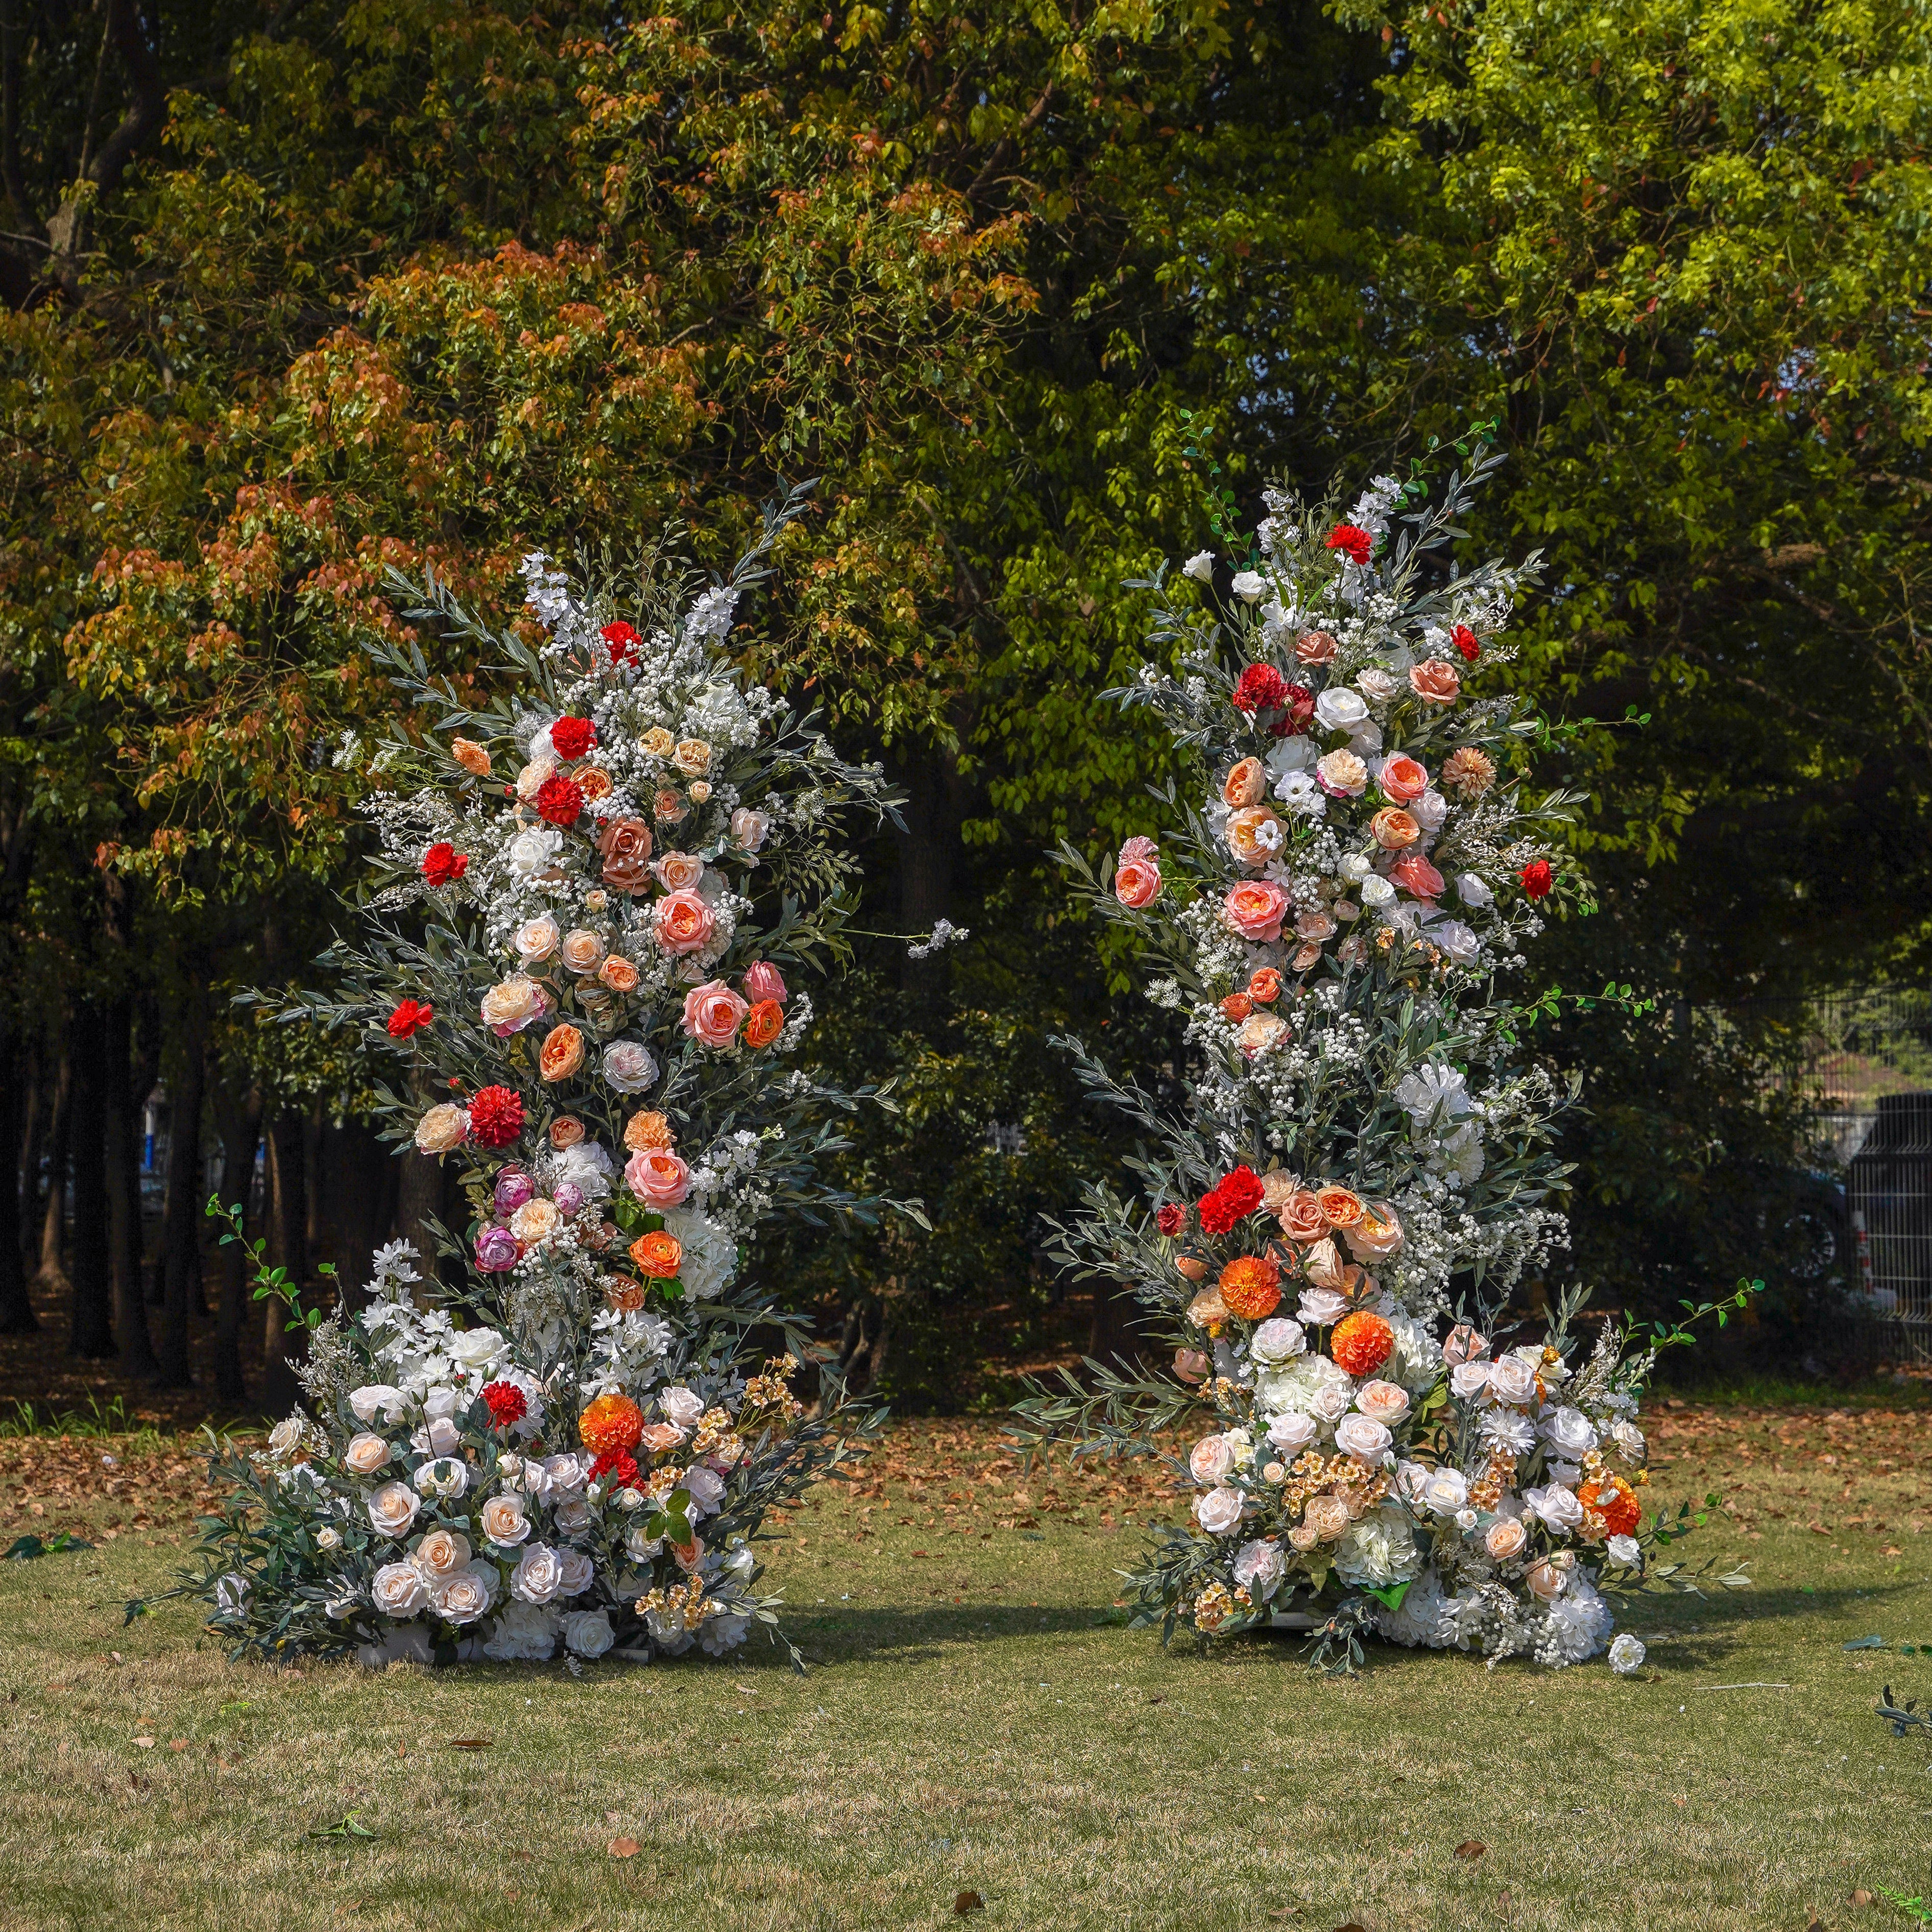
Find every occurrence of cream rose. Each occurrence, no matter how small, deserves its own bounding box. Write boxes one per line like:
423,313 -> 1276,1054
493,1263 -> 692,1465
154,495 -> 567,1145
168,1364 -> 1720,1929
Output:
1189,1434 -> 1236,1485
1302,1494 -> 1352,1541
1525,1558 -> 1568,1601
480,975 -> 549,1036
672,739 -> 712,776
514,914 -> 561,964
349,1384 -> 406,1425
560,928 -> 608,975
510,1198 -> 560,1245
601,1040 -> 659,1094
1315,748 -> 1368,797
414,1528 -> 472,1580
731,807 -> 770,853
1334,1414 -> 1392,1462
1486,1356 -> 1538,1405
1485,1515 -> 1528,1560
1421,1467 -> 1469,1515
1194,1487 -> 1245,1536
512,1542 -> 567,1605
432,1564 -> 496,1625
366,1481 -> 420,1539
343,1433 -> 392,1476
371,1560 -> 430,1618
1354,1380 -> 1412,1427
414,1104 -> 469,1155
480,1494 -> 530,1547
556,1548 -> 596,1597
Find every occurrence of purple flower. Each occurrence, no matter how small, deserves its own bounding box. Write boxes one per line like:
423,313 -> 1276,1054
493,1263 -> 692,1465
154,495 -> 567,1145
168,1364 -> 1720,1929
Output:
475,1224 -> 520,1273
493,1168 -> 535,1217
551,1180 -> 585,1217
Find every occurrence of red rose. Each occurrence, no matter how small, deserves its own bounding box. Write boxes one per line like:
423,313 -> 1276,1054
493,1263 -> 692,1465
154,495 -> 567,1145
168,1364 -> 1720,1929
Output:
1325,523 -> 1373,566
387,998 -> 434,1040
1451,624 -> 1481,663
1155,1202 -> 1187,1237
480,1380 -> 528,1429
1270,682 -> 1316,738
601,620 -> 640,665
550,716 -> 596,760
589,1447 -> 639,1487
1231,663 -> 1288,715
469,1084 -> 525,1148
421,841 -> 468,887
1520,859 -> 1554,900
1198,1164 -> 1265,1234
536,773 -> 584,827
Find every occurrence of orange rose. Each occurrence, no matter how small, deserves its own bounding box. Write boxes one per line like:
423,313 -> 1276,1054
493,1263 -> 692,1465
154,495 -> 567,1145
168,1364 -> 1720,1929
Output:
623,1110 -> 674,1152
1220,993 -> 1253,1023
1344,1201 -> 1404,1259
1278,1190 -> 1328,1242
603,1277 -> 647,1313
549,1115 -> 585,1149
630,1231 -> 683,1279
1379,753 -> 1429,803
578,766 -> 614,803
598,954 -> 640,993
1226,804 -> 1284,866
1369,807 -> 1421,851
743,999 -> 785,1048
1221,757 -> 1267,808
539,1024 -> 586,1082
654,788 -> 688,824
1409,658 -> 1461,704
1248,968 -> 1283,1004
450,736 -> 492,776
1314,1185 -> 1366,1229
1294,629 -> 1338,666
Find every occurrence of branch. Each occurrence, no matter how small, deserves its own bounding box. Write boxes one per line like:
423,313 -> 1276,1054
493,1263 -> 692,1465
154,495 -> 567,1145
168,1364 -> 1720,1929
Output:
967,81 -> 1053,203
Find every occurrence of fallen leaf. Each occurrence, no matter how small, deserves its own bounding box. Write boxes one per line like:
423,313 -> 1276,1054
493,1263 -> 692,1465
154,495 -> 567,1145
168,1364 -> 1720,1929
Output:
168,1740 -> 187,1752
132,1737 -> 155,1749
1851,1891 -> 1874,1907
1496,1888 -> 1514,1913
955,1891 -> 985,1917
1333,1922 -> 1368,1931
1145,1694 -> 1165,1705
604,1810 -> 623,1825
446,1738 -> 492,1750
1455,1840 -> 1486,1861
607,1838 -> 640,1859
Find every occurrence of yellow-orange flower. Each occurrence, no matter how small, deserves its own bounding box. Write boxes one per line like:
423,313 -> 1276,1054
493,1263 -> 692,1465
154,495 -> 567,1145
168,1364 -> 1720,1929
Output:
1580,1474 -> 1641,1537
630,1231 -> 683,1279
743,999 -> 785,1049
539,1024 -> 585,1082
579,1392 -> 645,1455
450,736 -> 492,777
1314,1185 -> 1366,1229
1218,1254 -> 1282,1321
1331,1311 -> 1394,1377
623,1109 -> 674,1152
577,766 -> 614,803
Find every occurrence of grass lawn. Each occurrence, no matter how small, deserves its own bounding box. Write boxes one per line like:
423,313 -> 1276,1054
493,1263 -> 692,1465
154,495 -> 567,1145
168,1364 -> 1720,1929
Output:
1,1399 -> 1929,1931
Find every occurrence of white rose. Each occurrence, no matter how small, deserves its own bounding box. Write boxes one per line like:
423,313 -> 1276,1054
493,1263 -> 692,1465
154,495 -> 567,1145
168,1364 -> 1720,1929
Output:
658,1387 -> 705,1430
1457,872 -> 1493,909
1194,1487 -> 1245,1536
1610,1420 -> 1647,1465
542,1452 -> 589,1494
1230,569 -> 1266,601
1449,1361 -> 1492,1400
562,1608 -> 616,1659
414,1457 -> 469,1501
448,1329 -> 505,1373
1356,667 -> 1398,703
625,1524 -> 665,1561
1309,1381 -> 1354,1427
268,1417 -> 307,1458
366,1482 -> 420,1539
1392,1460 -> 1432,1505
1181,550 -> 1215,583
1410,789 -> 1448,832
1249,1317 -> 1307,1364
1189,1434 -> 1236,1485
371,1561 -> 430,1618
422,1385 -> 462,1420
416,1416 -> 460,1458
507,825 -> 564,877
1266,1412 -> 1319,1455
1486,1356 -> 1537,1405
413,1528 -> 472,1579
553,1498 -> 592,1535
480,1494 -> 530,1546
343,1433 -> 391,1476
514,914 -> 561,964
601,1041 -> 659,1093
1314,687 -> 1369,733
1525,1482 -> 1585,1532
1233,1538 -> 1286,1597
1539,1405 -> 1599,1458
316,1526 -> 342,1552
1606,1534 -> 1643,1569
731,807 -> 771,853
1296,1285 -> 1349,1327
1421,1467 -> 1469,1515
556,1548 -> 596,1597
432,1564 -> 496,1626
683,1465 -> 726,1517
1334,1414 -> 1392,1462
512,1542 -> 567,1605
349,1384 -> 406,1426
1608,1631 -> 1647,1675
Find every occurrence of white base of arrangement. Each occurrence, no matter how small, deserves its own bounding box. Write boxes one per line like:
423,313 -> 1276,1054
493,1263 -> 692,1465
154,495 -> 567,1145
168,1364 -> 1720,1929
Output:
1266,1611 -> 1320,1631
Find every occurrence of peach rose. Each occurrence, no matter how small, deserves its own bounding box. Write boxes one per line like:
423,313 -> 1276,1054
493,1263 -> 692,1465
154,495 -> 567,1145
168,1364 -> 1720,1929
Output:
560,929 -> 608,975
1345,1202 -> 1404,1259
598,954 -> 640,993
1389,852 -> 1446,900
1369,807 -> 1420,851
1314,1186 -> 1366,1229
623,1110 -> 674,1152
343,1433 -> 390,1476
481,975 -> 548,1036
626,1148 -> 692,1207
1441,746 -> 1496,798
1224,879 -> 1290,943
450,736 -> 492,777
1443,1323 -> 1487,1365
1409,658 -> 1461,704
653,851 -> 705,892
1355,1380 -> 1411,1427
1380,753 -> 1429,803
1302,1494 -> 1351,1541
539,1024 -> 585,1082
480,1494 -> 530,1546
1315,748 -> 1368,798
1295,629 -> 1338,666
414,1103 -> 469,1155
549,1115 -> 586,1150
1278,1191 -> 1327,1242
514,913 -> 560,964
1115,855 -> 1162,910
414,1528 -> 471,1579
1226,805 -> 1284,866
597,816 -> 654,893
672,739 -> 711,776
515,754 -> 557,802
1302,1236 -> 1345,1288
743,960 -> 788,1005
641,727 -> 674,759
731,806 -> 770,853
1222,757 -> 1267,808
510,1198 -> 560,1245
654,888 -> 715,956
744,1000 -> 785,1049
653,788 -> 688,824
1238,1013 -> 1289,1056
578,766 -> 614,803
1294,910 -> 1337,942
682,980 -> 749,1048
1486,1516 -> 1527,1560
1525,1558 -> 1568,1600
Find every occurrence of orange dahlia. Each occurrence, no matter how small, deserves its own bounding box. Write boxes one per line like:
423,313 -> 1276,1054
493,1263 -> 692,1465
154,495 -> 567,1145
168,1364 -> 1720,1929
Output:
1330,1310 -> 1394,1377
1581,1474 -> 1641,1538
1217,1254 -> 1282,1322
579,1392 -> 645,1456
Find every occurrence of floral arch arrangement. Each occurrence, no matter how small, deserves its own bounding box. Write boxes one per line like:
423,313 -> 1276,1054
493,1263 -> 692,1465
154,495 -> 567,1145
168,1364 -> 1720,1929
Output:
1015,445 -> 1748,1670
184,492 -> 910,1668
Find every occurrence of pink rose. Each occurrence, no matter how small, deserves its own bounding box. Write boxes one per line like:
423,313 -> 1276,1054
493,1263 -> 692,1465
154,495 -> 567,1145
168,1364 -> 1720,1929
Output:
1444,1324 -> 1487,1365
742,960 -> 788,1005
653,851 -> 705,891
1409,659 -> 1461,704
625,1148 -> 692,1208
1224,879 -> 1290,943
1115,856 -> 1163,909
1380,753 -> 1430,803
682,980 -> 749,1047
1389,852 -> 1445,900
654,888 -> 715,955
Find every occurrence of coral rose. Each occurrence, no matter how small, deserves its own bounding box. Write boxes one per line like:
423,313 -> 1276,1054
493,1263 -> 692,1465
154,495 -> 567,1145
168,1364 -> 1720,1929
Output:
578,766 -> 613,803
1345,1202 -> 1405,1259
1226,805 -> 1284,866
1218,1254 -> 1283,1321
1222,757 -> 1267,808
1370,808 -> 1420,851
626,1148 -> 692,1207
1248,967 -> 1283,1004
1389,852 -> 1445,900
1409,658 -> 1461,704
1115,853 -> 1162,909
630,1231 -> 683,1279
743,999 -> 785,1049
1313,1187 -> 1365,1230
1224,879 -> 1290,943
682,980 -> 748,1047
539,1025 -> 585,1082
1295,629 -> 1338,666
1331,1310 -> 1394,1376
1379,753 -> 1429,803
598,955 -> 639,993
654,888 -> 715,956
579,1393 -> 645,1456
1220,993 -> 1253,1023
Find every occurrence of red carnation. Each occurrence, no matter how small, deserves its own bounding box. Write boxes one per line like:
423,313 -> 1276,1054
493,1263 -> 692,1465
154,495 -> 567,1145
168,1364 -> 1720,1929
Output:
387,998 -> 434,1041
536,773 -> 584,827
480,1380 -> 528,1429
550,716 -> 596,760
590,1447 -> 639,1488
1155,1202 -> 1187,1238
602,619 -> 640,665
1270,682 -> 1316,738
1451,624 -> 1481,663
1231,663 -> 1288,716
1520,859 -> 1554,900
469,1084 -> 525,1148
1198,1164 -> 1265,1235
421,841 -> 468,887
1325,523 -> 1373,566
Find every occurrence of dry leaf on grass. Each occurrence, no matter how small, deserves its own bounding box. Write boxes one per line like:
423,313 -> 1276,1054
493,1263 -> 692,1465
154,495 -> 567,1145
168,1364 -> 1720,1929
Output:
446,1738 -> 492,1750
1455,1840 -> 1486,1861
607,1838 -> 639,1859
954,1891 -> 985,1916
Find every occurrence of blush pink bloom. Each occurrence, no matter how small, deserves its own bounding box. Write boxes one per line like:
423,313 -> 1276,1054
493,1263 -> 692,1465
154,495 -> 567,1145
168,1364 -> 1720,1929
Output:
1444,1323 -> 1488,1365
1380,753 -> 1430,803
1389,852 -> 1446,900
742,959 -> 788,1005
1409,658 -> 1462,704
682,980 -> 750,1047
1315,748 -> 1368,798
1119,835 -> 1157,865
652,851 -> 706,891
1115,855 -> 1163,909
654,888 -> 715,956
1224,879 -> 1290,943
625,1148 -> 692,1208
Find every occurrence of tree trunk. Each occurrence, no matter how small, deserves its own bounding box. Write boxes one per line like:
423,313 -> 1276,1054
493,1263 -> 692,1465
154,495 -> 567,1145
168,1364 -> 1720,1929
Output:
14,1036 -> 44,1294
0,1015 -> 32,1333
322,1116 -> 392,1313
262,1107 -> 307,1416
155,985 -> 207,1387
66,1008 -> 114,1358
35,1045 -> 70,1289
104,994 -> 158,1380
392,1072 -> 456,1299
894,748 -> 961,996
210,1081 -> 260,1408
1087,1278 -> 1146,1368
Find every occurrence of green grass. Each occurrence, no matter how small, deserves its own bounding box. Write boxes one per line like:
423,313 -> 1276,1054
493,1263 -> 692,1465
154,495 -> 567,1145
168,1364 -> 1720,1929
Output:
0,1409 -> 1927,1930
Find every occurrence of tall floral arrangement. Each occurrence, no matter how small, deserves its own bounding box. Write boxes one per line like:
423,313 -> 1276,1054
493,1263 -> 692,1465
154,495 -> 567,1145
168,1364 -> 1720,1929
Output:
185,493 -> 909,1668
1015,448 -> 1745,1669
